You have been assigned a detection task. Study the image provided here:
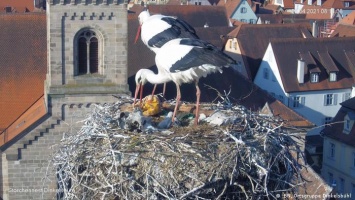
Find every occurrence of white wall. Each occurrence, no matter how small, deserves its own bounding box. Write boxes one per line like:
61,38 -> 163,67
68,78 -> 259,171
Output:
254,44 -> 353,135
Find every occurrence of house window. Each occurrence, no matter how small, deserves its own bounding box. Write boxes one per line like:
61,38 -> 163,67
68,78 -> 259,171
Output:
324,94 -> 337,106
249,19 -> 255,24
338,178 -> 344,193
276,0 -> 282,4
76,30 -> 99,75
328,172 -> 334,186
329,143 -> 335,158
271,92 -> 276,97
240,19 -> 247,23
310,73 -> 319,83
324,117 -> 332,125
263,68 -> 269,79
291,96 -> 305,108
344,1 -> 350,7
241,7 -> 247,13
329,72 -> 337,82
229,39 -> 237,50
345,118 -> 351,132
278,95 -> 284,103
352,184 -> 355,199
343,93 -> 351,102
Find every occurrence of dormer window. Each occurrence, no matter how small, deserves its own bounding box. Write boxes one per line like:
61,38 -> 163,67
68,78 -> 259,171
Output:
5,6 -> 12,13
310,73 -> 319,83
229,38 -> 237,50
343,112 -> 355,134
344,1 -> 350,7
329,72 -> 337,82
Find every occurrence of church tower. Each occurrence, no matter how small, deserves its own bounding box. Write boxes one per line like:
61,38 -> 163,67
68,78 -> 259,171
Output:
1,1 -> 129,199
46,0 -> 129,120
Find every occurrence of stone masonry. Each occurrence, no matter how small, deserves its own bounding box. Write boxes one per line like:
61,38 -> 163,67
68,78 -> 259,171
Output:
1,0 -> 129,199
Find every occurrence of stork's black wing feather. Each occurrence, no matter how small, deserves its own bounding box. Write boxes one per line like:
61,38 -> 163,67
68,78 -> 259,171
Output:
170,39 -> 236,73
147,17 -> 199,48
148,26 -> 181,48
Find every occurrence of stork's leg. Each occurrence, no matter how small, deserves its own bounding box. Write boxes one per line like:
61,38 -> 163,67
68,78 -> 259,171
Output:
133,84 -> 140,108
194,80 -> 201,126
151,84 -> 157,97
139,84 -> 144,107
162,83 -> 166,97
172,83 -> 181,124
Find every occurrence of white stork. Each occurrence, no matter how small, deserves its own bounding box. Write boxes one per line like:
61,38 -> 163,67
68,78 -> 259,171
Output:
134,38 -> 236,126
135,8 -> 199,97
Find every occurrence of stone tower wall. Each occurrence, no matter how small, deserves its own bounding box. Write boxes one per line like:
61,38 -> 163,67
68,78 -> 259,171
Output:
1,0 -> 129,199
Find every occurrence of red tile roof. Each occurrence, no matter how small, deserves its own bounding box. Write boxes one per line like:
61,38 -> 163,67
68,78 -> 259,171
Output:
0,13 -> 47,130
283,0 -> 295,9
322,0 -> 355,9
323,97 -> 355,147
227,23 -> 312,80
0,0 -> 35,13
270,37 -> 355,92
340,10 -> 355,25
217,0 -> 254,19
330,23 -> 355,37
129,5 -> 230,28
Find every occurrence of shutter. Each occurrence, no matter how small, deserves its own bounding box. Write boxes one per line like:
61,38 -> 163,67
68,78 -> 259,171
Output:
334,94 -> 338,105
324,95 -> 327,106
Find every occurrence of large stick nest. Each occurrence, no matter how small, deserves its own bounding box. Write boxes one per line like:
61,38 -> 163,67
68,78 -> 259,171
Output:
49,97 -> 306,200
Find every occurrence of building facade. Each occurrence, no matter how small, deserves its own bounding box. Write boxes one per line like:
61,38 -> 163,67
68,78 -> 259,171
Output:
1,0 -> 129,199
322,98 -> 355,197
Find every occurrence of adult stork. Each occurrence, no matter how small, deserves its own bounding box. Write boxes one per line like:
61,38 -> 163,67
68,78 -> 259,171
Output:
134,38 -> 236,126
135,8 -> 199,96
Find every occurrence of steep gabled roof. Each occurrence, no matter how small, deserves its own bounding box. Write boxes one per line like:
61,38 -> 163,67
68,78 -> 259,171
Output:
322,0 -> 355,9
0,0 -> 35,13
323,97 -> 355,147
227,23 -> 312,80
340,10 -> 355,25
217,0 -> 254,19
0,13 -> 47,130
129,5 -> 230,28
330,24 -> 355,37
283,0 -> 295,9
257,13 -> 308,24
270,37 -> 355,93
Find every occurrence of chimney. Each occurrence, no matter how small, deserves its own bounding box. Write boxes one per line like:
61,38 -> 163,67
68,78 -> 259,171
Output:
300,0 -> 304,3
307,0 -> 312,5
317,0 -> 322,6
312,21 -> 318,37
255,3 -> 260,14
297,59 -> 305,84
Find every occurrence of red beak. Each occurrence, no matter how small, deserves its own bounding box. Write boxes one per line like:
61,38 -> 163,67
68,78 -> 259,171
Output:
134,25 -> 141,44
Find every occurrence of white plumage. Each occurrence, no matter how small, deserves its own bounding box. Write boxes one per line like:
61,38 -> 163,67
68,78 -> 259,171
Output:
136,10 -> 199,53
135,9 -> 199,97
134,38 -> 236,126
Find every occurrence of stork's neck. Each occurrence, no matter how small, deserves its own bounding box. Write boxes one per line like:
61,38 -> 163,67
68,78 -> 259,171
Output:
144,70 -> 171,84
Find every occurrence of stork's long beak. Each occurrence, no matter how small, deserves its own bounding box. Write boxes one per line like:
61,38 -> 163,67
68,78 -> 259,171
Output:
133,84 -> 140,107
133,83 -> 144,107
134,25 -> 141,44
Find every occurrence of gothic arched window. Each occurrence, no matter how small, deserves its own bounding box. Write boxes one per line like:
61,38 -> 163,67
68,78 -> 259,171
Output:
77,30 -> 99,75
